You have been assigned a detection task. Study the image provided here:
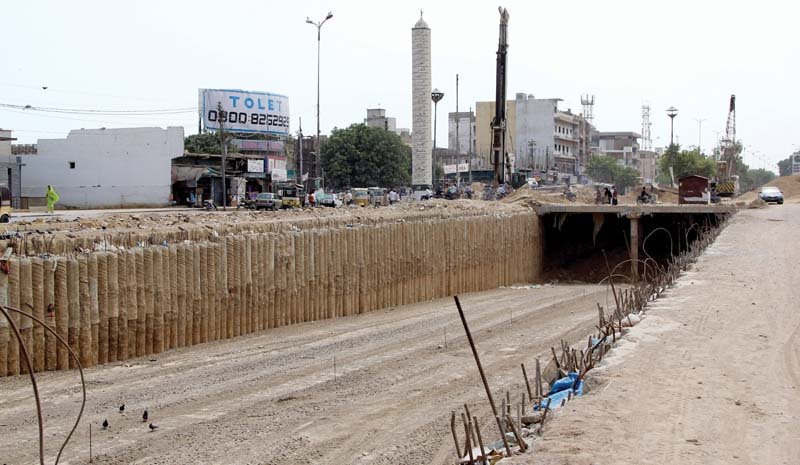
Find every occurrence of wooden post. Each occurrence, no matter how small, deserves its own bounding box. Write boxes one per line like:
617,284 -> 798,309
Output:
116,252 -> 128,362
450,411 -> 460,460
0,258 -> 9,376
66,258 -> 79,369
77,255 -> 92,368
107,252 -> 119,362
43,258 -> 56,371
97,253 -> 108,364
454,295 -> 512,457
54,259 -> 69,370
521,363 -> 533,402
18,259 -> 33,374
88,254 -> 100,366
31,258 -> 45,372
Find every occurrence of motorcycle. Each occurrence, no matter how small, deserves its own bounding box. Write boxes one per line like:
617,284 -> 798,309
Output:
564,190 -> 577,202
636,194 -> 654,205
203,199 -> 218,211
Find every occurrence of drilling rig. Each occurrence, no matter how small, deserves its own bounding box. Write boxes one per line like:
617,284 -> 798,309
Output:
714,95 -> 740,197
492,7 -> 510,189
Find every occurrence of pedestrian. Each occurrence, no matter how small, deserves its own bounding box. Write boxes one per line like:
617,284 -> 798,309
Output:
604,187 -> 612,204
45,185 -> 59,213
309,192 -> 315,208
612,185 -> 619,205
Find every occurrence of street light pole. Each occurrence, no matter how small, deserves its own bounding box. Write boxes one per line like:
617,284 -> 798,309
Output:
431,88 -> 444,187
306,11 -> 333,186
666,106 -> 678,147
695,117 -> 706,153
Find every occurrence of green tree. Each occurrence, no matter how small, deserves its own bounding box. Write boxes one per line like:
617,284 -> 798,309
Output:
321,124 -> 411,189
184,133 -> 238,154
739,168 -> 776,192
778,157 -> 793,176
657,144 -> 716,183
585,155 -> 641,190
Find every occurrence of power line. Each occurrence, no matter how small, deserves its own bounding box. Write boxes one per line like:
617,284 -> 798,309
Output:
0,102 -> 196,115
0,107 -> 194,125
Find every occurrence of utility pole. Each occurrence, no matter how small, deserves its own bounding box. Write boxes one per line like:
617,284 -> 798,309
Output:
298,117 -> 304,188
455,74 -> 459,185
468,106 -> 473,184
217,101 -> 227,210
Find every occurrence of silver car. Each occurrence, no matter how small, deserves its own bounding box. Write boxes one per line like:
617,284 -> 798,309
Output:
759,186 -> 784,204
253,192 -> 282,211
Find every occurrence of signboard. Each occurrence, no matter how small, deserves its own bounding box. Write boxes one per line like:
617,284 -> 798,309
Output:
443,164 -> 457,175
266,156 -> 287,173
200,88 -> 290,135
233,139 -> 286,152
271,168 -> 287,182
247,159 -> 264,173
457,163 -> 469,173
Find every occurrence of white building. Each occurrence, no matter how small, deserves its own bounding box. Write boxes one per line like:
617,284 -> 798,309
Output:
447,111 -> 475,155
514,94 -> 590,175
22,127 -> 183,209
365,108 -> 397,132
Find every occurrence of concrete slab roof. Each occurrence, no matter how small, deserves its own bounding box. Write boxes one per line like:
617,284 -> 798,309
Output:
533,204 -> 736,216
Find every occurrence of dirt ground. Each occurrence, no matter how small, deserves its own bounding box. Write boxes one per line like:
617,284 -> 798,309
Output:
738,175 -> 800,204
3,198 -> 527,239
0,284 -> 613,465
509,203 -> 800,465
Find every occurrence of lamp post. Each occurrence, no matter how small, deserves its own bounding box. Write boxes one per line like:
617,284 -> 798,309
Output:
695,117 -> 706,153
431,88 -> 444,185
666,106 -> 678,147
306,11 -> 333,185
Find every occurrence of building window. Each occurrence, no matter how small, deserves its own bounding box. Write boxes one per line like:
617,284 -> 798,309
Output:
68,162 -> 76,169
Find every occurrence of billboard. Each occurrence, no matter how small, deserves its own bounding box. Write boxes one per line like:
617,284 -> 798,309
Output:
247,159 -> 264,173
200,89 -> 290,135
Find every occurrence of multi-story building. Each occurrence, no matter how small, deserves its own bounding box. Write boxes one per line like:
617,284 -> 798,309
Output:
474,100 -> 516,171
513,94 -> 593,176
594,131 -> 641,166
447,111 -> 476,155
0,128 -> 24,208
365,108 -> 397,132
474,94 -> 595,177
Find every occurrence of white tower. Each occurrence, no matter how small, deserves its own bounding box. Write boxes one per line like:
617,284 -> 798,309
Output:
411,12 -> 432,187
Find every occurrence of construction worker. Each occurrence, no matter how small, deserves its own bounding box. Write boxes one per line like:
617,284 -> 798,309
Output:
45,185 -> 59,213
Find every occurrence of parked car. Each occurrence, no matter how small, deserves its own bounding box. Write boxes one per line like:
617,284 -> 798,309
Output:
253,192 -> 282,210
759,186 -> 784,204
318,193 -> 342,208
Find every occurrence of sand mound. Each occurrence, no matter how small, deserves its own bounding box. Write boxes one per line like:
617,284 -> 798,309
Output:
766,176 -> 800,199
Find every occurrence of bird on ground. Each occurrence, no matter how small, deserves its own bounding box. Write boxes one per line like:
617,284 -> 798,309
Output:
142,410 -> 148,422
102,419 -> 109,430
118,404 -> 125,413
148,423 -> 158,431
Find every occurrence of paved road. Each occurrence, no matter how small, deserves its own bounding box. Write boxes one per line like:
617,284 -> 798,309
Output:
0,284 -> 610,464
520,204 -> 800,465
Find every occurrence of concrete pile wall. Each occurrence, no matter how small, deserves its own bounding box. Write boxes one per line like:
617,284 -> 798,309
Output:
0,212 -> 540,376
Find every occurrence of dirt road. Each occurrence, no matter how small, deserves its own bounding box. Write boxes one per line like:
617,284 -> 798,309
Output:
518,204 -> 800,464
0,283 -> 610,464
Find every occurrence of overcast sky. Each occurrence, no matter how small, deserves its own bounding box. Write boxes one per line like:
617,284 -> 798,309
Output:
1,0 -> 796,172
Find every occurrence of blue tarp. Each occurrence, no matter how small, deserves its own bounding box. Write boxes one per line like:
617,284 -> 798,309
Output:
534,372 -> 584,410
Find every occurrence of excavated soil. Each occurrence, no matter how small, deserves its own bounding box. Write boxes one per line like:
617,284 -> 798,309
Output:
0,285 -> 609,465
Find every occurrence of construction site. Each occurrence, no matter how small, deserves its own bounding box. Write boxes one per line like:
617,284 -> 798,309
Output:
2,2 -> 800,464
6,184 -> 798,464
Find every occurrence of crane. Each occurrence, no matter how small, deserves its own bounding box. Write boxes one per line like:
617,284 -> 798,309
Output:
715,95 -> 739,197
492,7 -> 510,189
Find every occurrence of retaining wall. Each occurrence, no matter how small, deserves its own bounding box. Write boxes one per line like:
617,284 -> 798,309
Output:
0,212 -> 541,376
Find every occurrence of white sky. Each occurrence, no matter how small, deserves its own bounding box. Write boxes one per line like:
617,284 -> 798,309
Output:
1,0 -> 797,172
